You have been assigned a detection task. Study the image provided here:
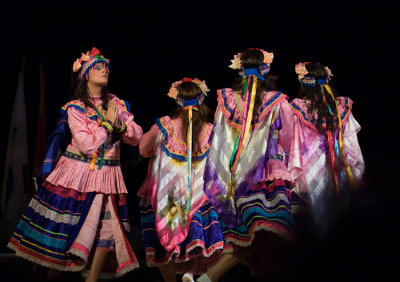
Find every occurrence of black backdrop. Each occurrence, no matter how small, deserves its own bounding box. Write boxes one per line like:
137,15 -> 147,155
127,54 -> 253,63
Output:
1,1 -> 398,280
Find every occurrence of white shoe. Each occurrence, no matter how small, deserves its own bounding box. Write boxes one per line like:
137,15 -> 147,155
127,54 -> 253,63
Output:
196,273 -> 212,282
182,273 -> 195,282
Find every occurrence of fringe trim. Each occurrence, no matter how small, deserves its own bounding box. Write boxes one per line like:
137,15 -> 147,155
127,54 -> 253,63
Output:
67,247 -> 88,262
7,242 -> 86,272
115,260 -> 140,277
8,241 -> 138,278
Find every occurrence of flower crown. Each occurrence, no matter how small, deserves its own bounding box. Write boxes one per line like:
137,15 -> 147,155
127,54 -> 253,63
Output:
229,48 -> 274,76
295,62 -> 333,87
72,47 -> 110,80
167,77 -> 210,107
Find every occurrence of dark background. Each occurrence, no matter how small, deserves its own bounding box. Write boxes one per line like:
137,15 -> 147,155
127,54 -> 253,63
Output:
0,1 -> 398,281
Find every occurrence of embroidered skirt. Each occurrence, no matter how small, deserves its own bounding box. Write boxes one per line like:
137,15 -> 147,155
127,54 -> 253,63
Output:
7,182 -> 138,277
140,200 -> 224,274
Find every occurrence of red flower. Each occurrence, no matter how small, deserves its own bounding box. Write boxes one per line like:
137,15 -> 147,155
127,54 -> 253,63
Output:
182,77 -> 193,82
90,47 -> 101,56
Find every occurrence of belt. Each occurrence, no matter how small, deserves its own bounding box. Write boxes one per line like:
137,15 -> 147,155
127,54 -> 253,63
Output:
63,150 -> 120,166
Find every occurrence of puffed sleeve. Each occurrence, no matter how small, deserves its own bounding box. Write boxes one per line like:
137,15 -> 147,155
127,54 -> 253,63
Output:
343,114 -> 365,181
139,124 -> 159,158
118,109 -> 143,146
68,107 -> 108,155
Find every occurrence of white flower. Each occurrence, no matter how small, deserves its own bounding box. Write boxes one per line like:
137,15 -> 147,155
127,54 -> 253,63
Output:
295,62 -> 309,79
262,50 -> 274,65
229,53 -> 242,69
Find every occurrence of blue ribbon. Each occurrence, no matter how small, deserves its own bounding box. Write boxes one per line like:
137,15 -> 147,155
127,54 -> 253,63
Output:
183,98 -> 199,107
243,68 -> 265,81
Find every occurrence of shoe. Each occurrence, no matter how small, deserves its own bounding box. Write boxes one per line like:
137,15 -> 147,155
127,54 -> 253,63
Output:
182,273 -> 195,282
196,273 -> 212,282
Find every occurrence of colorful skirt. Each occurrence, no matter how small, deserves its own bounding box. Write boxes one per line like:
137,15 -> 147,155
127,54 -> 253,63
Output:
220,179 -> 295,275
140,199 -> 224,274
7,182 -> 139,277
222,179 -> 294,245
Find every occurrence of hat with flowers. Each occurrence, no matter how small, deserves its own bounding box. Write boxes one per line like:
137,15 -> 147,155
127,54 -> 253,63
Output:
72,47 -> 110,80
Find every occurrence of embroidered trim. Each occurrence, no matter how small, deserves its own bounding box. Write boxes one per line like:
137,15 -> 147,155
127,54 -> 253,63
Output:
61,101 -> 98,121
219,89 -> 284,130
63,150 -> 120,166
156,117 -> 210,162
28,198 -> 81,225
60,95 -> 129,121
118,97 -> 130,112
290,97 -> 351,127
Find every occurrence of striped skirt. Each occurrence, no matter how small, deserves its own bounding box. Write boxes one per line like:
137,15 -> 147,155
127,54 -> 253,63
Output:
221,179 -> 295,275
7,182 -> 138,277
222,179 -> 294,245
140,200 -> 224,274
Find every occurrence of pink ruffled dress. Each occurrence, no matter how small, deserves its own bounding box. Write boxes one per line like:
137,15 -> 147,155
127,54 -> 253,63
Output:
8,94 -> 143,277
46,96 -> 142,194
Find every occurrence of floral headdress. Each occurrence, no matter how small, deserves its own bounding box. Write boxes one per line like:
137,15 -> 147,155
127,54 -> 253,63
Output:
229,48 -> 274,76
72,47 -> 110,80
167,77 -> 210,107
295,62 -> 333,87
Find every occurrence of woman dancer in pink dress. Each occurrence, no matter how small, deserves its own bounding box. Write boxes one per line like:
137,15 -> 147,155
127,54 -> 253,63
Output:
198,48 -> 296,282
137,78 -> 224,282
8,47 -> 143,281
288,62 -> 365,235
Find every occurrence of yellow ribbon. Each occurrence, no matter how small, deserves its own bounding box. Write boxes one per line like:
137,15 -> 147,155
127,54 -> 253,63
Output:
323,84 -> 355,188
185,106 -> 193,218
230,76 -> 258,172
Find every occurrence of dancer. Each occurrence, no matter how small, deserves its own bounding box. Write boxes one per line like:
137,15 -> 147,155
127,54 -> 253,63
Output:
288,62 -> 364,234
137,78 -> 224,282
198,48 -> 295,281
8,47 -> 143,281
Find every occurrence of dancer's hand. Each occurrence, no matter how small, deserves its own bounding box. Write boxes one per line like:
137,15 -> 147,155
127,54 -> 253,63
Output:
104,100 -> 118,126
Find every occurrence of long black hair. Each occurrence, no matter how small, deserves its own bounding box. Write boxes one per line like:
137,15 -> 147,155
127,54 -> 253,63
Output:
297,63 -> 339,132
72,78 -> 110,112
170,81 -> 211,155
232,49 -> 278,111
